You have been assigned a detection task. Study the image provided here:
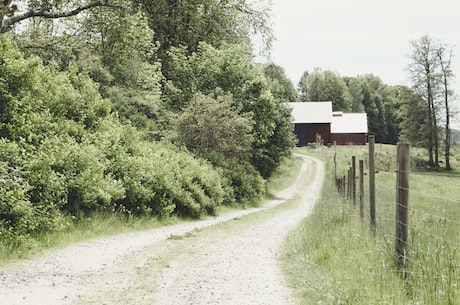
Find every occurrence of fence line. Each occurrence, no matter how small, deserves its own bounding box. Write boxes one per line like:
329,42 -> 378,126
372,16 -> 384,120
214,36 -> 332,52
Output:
332,140 -> 459,302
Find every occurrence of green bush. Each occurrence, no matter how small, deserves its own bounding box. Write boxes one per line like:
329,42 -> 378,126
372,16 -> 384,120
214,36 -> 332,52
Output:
110,142 -> 230,218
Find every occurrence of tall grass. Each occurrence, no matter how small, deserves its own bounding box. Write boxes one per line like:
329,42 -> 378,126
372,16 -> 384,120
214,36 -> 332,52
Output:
281,146 -> 459,304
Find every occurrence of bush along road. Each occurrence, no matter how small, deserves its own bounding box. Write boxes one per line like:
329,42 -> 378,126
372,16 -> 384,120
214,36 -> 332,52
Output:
0,155 -> 324,305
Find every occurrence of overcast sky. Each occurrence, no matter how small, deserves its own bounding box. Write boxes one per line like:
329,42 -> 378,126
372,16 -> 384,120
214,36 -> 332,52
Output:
264,0 -> 460,88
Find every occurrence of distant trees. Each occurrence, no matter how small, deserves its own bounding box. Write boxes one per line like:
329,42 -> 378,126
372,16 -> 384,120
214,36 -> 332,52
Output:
297,68 -> 352,111
404,35 -> 456,169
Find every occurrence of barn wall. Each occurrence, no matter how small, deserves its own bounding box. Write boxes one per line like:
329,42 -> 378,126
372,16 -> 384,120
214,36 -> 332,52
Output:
331,133 -> 366,145
294,123 -> 331,146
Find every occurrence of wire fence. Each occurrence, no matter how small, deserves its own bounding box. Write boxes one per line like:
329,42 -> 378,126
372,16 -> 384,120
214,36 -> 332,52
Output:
333,139 -> 459,304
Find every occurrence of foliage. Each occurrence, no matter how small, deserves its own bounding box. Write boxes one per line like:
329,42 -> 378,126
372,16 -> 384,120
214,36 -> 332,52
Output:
262,62 -> 298,103
0,0 -> 294,253
299,68 -> 352,111
176,93 -> 253,162
167,42 -> 295,179
348,74 -> 399,144
0,37 -> 239,249
132,0 -> 273,76
398,86 -> 431,147
175,92 -> 264,204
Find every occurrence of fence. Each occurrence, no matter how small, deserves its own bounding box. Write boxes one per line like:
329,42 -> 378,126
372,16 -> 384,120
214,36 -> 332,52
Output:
333,135 -> 459,303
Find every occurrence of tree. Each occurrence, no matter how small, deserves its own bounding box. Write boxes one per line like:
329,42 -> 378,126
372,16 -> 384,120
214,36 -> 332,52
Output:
408,35 -> 440,167
399,86 -> 431,148
437,44 -> 455,170
176,92 -> 265,203
297,70 -> 309,102
0,0 -> 123,34
301,69 -> 352,111
407,35 -> 456,169
132,0 -> 273,77
176,93 -> 253,163
342,74 -> 399,144
166,42 -> 294,179
343,77 -> 364,112
262,63 -> 298,103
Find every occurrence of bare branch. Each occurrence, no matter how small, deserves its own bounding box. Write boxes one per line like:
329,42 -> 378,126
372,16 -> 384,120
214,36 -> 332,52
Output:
1,1 -> 124,33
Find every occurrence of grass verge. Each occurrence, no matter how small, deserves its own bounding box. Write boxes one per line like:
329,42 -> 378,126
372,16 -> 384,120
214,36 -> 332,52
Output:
281,150 -> 408,304
282,146 -> 460,305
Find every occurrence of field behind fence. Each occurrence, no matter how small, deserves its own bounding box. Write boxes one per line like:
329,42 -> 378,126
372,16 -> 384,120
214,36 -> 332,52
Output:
332,138 -> 459,304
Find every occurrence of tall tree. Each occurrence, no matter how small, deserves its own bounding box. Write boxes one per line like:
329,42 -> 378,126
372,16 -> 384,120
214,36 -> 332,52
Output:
132,0 -> 273,77
297,70 -> 309,102
342,74 -> 399,144
302,68 -> 352,111
399,86 -> 431,148
407,35 -> 456,169
437,44 -> 455,170
262,63 -> 298,103
408,35 -> 440,167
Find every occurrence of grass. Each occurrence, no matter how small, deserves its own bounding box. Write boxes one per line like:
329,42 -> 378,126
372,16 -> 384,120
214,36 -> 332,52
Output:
266,154 -> 304,193
280,146 -> 459,305
0,154 -> 303,267
0,212 -> 175,266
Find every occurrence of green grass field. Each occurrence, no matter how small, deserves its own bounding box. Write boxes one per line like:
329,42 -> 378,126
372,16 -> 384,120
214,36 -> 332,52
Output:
281,145 -> 459,305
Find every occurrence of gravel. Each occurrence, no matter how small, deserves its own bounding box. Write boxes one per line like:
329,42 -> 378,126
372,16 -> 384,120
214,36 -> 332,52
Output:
0,155 -> 323,305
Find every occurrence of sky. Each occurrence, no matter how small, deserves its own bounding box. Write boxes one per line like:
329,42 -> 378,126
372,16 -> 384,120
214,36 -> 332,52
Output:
263,0 -> 460,88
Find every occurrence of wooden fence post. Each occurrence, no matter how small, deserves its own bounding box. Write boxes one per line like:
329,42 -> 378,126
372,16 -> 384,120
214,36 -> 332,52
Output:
352,156 -> 356,206
395,142 -> 410,277
348,167 -> 353,201
346,168 -> 351,200
368,135 -> 376,233
334,140 -> 337,180
359,160 -> 364,219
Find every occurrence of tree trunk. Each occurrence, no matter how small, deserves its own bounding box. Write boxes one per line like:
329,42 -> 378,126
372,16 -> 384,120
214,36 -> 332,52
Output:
438,47 -> 453,171
427,79 -> 435,167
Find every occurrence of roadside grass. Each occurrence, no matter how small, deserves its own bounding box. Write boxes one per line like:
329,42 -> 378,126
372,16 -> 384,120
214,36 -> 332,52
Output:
0,213 -> 174,266
281,149 -> 408,305
281,146 -> 459,305
0,154 -> 303,267
266,154 -> 304,194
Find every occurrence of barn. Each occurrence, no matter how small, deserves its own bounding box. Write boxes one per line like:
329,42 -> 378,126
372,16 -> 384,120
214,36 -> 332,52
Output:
289,102 -> 332,146
331,112 -> 368,145
288,102 -> 368,146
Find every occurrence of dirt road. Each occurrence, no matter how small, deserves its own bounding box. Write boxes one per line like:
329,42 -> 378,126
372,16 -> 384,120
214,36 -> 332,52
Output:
0,155 -> 323,305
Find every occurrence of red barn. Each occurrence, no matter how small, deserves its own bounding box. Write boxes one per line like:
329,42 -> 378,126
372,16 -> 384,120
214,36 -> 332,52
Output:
288,102 -> 368,146
289,102 -> 333,146
331,112 -> 368,145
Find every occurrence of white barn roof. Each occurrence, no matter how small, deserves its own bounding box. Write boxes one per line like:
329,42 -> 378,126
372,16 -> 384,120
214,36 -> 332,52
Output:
331,112 -> 368,133
288,102 -> 333,124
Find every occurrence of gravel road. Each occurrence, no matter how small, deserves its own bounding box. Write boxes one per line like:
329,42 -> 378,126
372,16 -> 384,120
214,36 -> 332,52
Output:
0,155 -> 324,305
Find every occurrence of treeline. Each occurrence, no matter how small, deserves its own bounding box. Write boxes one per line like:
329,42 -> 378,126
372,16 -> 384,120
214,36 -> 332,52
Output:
0,1 -> 297,244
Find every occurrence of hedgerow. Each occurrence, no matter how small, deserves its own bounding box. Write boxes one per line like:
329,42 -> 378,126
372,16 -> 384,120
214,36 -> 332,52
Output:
0,37 -> 236,247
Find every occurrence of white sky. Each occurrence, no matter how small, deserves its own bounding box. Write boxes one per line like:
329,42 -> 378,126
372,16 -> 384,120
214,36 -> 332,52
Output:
264,0 -> 460,88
